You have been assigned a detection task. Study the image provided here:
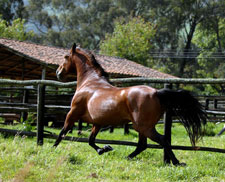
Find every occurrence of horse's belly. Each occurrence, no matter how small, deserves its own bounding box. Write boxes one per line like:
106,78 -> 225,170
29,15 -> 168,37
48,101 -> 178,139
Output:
84,102 -> 130,125
84,109 -> 129,125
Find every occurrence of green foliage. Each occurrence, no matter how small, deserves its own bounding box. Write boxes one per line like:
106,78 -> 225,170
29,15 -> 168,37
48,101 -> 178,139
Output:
193,18 -> 225,78
192,18 -> 225,94
190,2 -> 225,80
0,17 -> 34,40
22,114 -> 36,132
100,17 -> 156,66
1,0 -> 225,79
26,0 -> 126,49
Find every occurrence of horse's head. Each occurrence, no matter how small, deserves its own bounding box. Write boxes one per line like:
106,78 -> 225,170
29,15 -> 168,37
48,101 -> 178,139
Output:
56,43 -> 108,82
56,43 -> 77,80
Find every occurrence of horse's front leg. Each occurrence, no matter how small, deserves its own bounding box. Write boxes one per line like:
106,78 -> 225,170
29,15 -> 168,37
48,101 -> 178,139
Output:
89,124 -> 113,155
53,109 -> 77,147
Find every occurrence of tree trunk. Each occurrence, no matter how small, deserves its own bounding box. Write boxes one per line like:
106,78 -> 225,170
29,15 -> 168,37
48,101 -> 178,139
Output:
179,18 -> 197,77
215,19 -> 222,53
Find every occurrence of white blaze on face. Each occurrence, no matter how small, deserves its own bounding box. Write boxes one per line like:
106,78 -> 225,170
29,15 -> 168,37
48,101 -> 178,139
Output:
57,68 -> 63,76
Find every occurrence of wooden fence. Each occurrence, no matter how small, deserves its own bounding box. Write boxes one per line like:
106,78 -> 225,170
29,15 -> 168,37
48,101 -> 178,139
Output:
0,77 -> 225,164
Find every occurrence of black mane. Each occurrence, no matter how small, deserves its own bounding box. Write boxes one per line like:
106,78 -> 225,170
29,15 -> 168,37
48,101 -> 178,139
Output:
90,54 -> 109,79
78,48 -> 109,80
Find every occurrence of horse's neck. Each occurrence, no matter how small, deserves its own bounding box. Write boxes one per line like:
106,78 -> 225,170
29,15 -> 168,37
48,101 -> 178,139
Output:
75,59 -> 108,88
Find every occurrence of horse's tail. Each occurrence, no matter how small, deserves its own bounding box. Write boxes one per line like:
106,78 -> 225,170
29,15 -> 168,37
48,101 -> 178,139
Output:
156,88 -> 207,146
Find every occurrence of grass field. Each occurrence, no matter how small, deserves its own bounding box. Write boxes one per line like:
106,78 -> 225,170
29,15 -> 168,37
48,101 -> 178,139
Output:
0,123 -> 224,182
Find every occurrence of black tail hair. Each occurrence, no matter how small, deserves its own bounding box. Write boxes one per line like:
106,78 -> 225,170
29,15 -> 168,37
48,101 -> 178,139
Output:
157,88 -> 207,146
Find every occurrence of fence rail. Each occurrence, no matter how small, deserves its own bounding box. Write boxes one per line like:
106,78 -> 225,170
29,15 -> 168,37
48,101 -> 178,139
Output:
0,128 -> 224,153
1,77 -> 225,87
0,77 -> 225,164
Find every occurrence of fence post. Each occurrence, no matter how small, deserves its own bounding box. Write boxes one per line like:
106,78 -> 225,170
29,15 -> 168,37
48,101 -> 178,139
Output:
205,99 -> 209,110
214,99 -> 217,109
163,83 -> 173,164
21,89 -> 29,121
124,124 -> 129,134
37,83 -> 45,145
109,126 -> 114,133
37,68 -> 46,145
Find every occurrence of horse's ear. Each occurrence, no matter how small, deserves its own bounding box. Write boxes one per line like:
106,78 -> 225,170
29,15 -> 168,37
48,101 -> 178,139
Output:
72,43 -> 76,54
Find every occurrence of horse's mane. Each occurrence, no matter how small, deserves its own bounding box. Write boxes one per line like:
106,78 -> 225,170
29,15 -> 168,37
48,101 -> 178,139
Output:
76,47 -> 109,80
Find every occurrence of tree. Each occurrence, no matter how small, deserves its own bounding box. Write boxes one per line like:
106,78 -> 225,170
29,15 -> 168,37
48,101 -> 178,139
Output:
0,0 -> 26,23
145,0 -> 225,77
25,0 -> 126,49
4,0 -> 224,80
25,0 -> 156,49
192,0 -> 225,80
0,17 -> 33,41
192,15 -> 225,94
100,17 -> 156,66
193,18 -> 225,78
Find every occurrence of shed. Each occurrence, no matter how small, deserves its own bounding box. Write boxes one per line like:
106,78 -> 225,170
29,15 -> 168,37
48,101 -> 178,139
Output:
0,38 -> 176,80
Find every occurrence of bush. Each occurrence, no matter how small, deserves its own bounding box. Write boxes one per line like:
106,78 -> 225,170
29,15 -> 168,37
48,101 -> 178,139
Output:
0,17 -> 34,41
100,17 -> 156,66
22,114 -> 36,132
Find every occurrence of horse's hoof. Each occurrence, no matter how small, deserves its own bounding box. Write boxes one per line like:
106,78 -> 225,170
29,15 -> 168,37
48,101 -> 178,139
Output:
97,148 -> 104,155
126,156 -> 133,160
97,145 -> 113,155
103,145 -> 113,152
175,162 -> 187,167
52,143 -> 58,148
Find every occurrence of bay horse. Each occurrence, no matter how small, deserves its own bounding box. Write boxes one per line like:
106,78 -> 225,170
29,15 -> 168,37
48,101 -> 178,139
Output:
54,43 -> 207,166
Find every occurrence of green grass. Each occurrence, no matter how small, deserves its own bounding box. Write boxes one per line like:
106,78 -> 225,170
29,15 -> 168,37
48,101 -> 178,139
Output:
0,123 -> 225,182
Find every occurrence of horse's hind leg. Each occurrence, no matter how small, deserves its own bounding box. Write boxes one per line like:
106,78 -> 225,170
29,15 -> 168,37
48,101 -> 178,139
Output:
127,133 -> 147,159
89,124 -> 113,155
146,127 -> 186,166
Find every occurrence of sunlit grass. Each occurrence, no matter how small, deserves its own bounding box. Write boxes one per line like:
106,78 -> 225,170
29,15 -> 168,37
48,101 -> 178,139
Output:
0,123 -> 224,182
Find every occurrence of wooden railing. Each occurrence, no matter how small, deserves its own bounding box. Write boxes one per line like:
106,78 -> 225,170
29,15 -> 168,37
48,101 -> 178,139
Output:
1,77 -> 225,163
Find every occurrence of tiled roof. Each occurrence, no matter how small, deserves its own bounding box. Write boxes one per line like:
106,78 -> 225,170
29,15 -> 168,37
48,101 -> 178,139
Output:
96,55 -> 176,78
0,38 -> 176,78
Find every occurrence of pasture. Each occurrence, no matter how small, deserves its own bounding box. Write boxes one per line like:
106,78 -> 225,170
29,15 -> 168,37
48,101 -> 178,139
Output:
0,123 -> 224,182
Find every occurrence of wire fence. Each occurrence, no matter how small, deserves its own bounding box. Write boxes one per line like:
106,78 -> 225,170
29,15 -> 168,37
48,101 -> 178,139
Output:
148,50 -> 225,59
